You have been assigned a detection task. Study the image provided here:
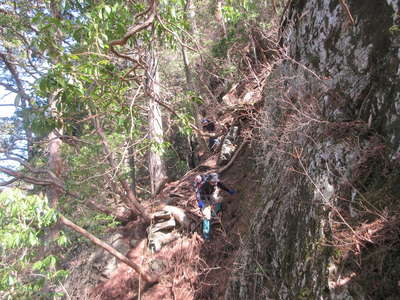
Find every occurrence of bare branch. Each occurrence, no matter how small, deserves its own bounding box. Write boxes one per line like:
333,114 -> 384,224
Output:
94,115 -> 151,223
109,0 -> 157,66
0,177 -> 18,186
339,0 -> 355,25
60,215 -> 158,283
218,140 -> 248,174
110,0 -> 156,47
0,82 -> 19,94
155,15 -> 198,52
0,166 -> 55,186
0,51 -> 30,103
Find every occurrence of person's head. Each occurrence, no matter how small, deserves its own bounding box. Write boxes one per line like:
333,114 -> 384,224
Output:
208,173 -> 219,185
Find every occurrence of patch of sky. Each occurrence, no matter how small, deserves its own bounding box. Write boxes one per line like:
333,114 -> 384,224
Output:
0,87 -> 20,183
0,87 -> 16,118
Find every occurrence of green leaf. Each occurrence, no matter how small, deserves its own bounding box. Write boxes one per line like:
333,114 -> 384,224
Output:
38,78 -> 48,94
97,37 -> 104,49
8,275 -> 15,286
112,3 -> 119,13
33,255 -> 57,271
101,33 -> 109,42
52,270 -> 69,280
32,260 -> 44,271
56,232 -> 69,246
69,54 -> 80,60
28,231 -> 38,246
104,5 -> 111,15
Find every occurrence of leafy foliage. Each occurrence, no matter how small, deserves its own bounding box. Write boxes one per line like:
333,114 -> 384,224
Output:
0,189 -> 67,299
0,0 -> 264,294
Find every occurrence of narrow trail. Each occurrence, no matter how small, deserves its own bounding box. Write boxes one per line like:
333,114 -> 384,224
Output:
91,139 -> 262,299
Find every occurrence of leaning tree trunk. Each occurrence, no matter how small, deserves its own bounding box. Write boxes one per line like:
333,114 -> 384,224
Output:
146,46 -> 167,196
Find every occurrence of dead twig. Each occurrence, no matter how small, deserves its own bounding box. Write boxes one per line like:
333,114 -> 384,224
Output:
339,0 -> 355,25
218,140 -> 248,174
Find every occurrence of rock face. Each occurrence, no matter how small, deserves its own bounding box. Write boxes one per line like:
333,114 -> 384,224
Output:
227,1 -> 400,299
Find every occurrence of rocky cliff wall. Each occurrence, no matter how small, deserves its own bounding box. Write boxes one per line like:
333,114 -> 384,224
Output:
227,1 -> 400,299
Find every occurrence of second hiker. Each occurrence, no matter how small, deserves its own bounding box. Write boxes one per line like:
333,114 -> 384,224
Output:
194,173 -> 236,240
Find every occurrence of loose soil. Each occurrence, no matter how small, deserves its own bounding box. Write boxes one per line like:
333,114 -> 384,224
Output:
90,144 -> 262,300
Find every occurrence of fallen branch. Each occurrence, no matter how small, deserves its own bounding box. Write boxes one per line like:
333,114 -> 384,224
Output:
218,140 -> 248,174
60,215 -> 158,284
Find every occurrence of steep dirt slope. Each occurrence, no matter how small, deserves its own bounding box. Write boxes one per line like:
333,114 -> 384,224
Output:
88,121 -> 263,299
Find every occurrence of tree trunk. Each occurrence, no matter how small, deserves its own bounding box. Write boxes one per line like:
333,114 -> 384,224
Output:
183,0 -> 198,88
47,0 -> 65,208
40,6 -> 66,296
47,125 -> 64,207
215,0 -> 227,39
185,0 -> 197,36
127,138 -> 137,194
146,47 -> 168,196
60,215 -> 158,283
181,45 -> 193,90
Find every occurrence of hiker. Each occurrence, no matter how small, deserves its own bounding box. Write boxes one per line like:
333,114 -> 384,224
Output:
194,173 -> 236,240
201,118 -> 219,151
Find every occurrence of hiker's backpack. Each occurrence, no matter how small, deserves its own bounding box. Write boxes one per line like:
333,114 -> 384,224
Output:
194,175 -> 206,190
